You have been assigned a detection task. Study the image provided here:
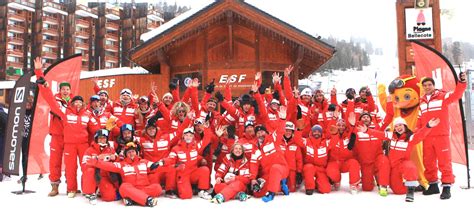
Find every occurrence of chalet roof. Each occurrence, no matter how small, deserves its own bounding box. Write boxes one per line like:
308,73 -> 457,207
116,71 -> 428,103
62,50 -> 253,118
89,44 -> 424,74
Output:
130,0 -> 335,77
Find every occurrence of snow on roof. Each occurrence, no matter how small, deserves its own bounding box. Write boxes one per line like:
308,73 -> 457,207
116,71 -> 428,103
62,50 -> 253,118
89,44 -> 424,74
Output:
140,0 -> 215,42
80,66 -> 149,79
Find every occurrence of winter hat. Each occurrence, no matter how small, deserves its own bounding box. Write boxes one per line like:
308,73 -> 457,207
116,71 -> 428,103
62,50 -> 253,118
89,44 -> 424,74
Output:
255,125 -> 268,133
59,82 -> 71,89
120,88 -> 132,96
138,96 -> 149,104
183,127 -> 195,134
270,99 -> 280,105
285,121 -> 296,131
98,90 -> 108,97
71,95 -> 84,103
244,120 -> 255,128
359,112 -> 372,121
393,117 -> 407,126
300,88 -> 313,97
311,124 -> 323,133
90,95 -> 100,102
162,92 -> 173,100
240,94 -> 252,105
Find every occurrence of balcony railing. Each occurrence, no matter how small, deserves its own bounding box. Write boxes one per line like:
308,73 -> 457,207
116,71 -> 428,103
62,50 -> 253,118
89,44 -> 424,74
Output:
6,61 -> 24,69
105,33 -> 118,41
7,49 -> 24,57
104,55 -> 118,62
75,42 -> 89,50
105,22 -> 119,30
42,51 -> 58,59
75,31 -> 90,39
147,23 -> 159,30
106,8 -> 120,18
8,0 -> 35,9
43,27 -> 59,36
8,37 -> 23,45
77,4 -> 98,16
104,44 -> 119,52
43,16 -> 59,24
76,18 -> 90,27
7,24 -> 25,33
43,39 -> 58,47
43,0 -> 67,13
8,12 -> 26,22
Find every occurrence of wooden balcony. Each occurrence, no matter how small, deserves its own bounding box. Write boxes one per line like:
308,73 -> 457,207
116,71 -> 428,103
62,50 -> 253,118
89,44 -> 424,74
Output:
104,55 -> 118,62
6,61 -> 23,69
43,0 -> 67,15
105,33 -> 118,41
43,39 -> 58,48
43,16 -> 59,25
147,23 -> 159,30
7,0 -> 35,11
104,44 -> 119,52
43,27 -> 59,36
76,18 -> 90,28
76,31 -> 90,39
42,51 -> 58,60
8,12 -> 26,22
75,42 -> 89,50
7,49 -> 24,57
7,24 -> 25,33
8,37 -> 23,45
106,22 -> 119,31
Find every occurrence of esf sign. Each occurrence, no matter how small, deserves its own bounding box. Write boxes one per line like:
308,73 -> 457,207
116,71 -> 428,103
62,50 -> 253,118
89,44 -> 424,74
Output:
96,79 -> 116,88
218,74 -> 247,84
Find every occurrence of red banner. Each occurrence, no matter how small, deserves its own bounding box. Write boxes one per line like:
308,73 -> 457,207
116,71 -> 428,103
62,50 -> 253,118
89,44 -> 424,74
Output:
27,55 -> 83,174
411,41 -> 468,165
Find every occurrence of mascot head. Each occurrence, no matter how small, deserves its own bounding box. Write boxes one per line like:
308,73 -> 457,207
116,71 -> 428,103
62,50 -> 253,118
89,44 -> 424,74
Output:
388,74 -> 421,109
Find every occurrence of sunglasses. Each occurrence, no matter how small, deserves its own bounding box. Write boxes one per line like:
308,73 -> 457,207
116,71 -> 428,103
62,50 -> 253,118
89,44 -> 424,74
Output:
388,76 -> 417,94
178,110 -> 186,113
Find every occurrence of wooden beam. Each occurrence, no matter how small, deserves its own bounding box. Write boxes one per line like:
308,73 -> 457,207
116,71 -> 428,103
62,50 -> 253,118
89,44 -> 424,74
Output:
156,49 -> 169,66
234,36 -> 255,48
227,11 -> 233,60
294,45 -> 304,66
255,28 -> 260,72
208,38 -> 227,49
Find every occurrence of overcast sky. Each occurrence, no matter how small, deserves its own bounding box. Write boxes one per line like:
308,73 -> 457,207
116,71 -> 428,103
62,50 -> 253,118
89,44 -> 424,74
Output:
82,0 -> 473,55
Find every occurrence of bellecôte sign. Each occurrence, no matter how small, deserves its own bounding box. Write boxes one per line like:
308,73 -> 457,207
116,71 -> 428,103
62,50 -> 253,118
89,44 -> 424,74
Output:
405,7 -> 434,40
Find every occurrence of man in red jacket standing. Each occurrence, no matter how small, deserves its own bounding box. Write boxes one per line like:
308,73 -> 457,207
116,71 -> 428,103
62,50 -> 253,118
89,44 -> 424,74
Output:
34,58 -> 73,196
419,72 -> 467,199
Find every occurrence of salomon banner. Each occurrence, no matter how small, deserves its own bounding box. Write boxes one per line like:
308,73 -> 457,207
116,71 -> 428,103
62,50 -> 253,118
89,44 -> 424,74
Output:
411,40 -> 468,165
27,54 -> 83,175
2,73 -> 32,175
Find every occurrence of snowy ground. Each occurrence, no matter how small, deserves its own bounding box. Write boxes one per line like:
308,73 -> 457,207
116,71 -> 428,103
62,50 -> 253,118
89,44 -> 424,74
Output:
1,159 -> 473,222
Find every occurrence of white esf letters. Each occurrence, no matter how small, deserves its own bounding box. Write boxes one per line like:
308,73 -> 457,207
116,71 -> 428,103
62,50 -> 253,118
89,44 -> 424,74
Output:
96,79 -> 116,88
219,74 -> 246,84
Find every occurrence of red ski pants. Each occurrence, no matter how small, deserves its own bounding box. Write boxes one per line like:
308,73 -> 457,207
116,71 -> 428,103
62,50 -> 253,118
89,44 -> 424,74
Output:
389,160 -> 418,194
360,155 -> 390,191
177,166 -> 210,199
214,180 -> 247,201
64,143 -> 88,192
149,166 -> 177,190
303,164 -> 331,194
82,167 -> 118,201
326,159 -> 361,185
253,164 -> 289,197
423,136 -> 454,184
119,183 -> 162,206
48,134 -> 64,183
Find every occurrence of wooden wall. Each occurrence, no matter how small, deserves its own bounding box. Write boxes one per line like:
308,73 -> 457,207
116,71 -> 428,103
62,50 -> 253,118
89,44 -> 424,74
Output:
78,73 -> 169,102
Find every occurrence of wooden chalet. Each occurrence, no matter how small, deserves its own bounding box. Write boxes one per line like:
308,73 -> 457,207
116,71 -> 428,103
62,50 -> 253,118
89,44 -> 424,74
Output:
130,0 -> 335,95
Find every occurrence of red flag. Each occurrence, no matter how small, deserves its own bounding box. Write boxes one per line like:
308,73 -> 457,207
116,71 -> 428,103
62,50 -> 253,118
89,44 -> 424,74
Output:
27,55 -> 82,174
411,41 -> 468,165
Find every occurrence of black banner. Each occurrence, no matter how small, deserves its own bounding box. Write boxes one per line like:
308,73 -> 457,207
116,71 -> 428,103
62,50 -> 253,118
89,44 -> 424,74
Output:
2,74 -> 32,176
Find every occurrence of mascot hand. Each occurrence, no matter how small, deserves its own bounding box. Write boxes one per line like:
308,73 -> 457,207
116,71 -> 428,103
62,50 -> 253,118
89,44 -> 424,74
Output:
377,84 -> 386,95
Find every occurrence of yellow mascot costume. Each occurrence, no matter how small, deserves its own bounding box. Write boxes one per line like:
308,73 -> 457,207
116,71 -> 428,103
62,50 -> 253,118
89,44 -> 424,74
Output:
378,74 -> 428,189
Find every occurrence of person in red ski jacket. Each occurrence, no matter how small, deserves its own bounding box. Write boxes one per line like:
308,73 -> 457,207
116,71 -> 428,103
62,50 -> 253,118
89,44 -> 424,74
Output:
34,57 -> 73,196
418,73 -> 467,199
279,121 -> 304,192
357,117 -> 440,202
81,129 -> 119,204
88,95 -> 121,140
294,125 -> 332,195
211,143 -> 251,204
237,121 -> 258,160
155,127 -> 213,199
112,88 -> 138,126
135,96 -> 156,136
326,118 -> 361,194
38,81 -> 100,197
87,144 -> 162,207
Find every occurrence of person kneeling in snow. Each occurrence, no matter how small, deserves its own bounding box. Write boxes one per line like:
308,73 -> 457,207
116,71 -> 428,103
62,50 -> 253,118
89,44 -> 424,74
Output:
87,143 -> 162,207
211,143 -> 251,204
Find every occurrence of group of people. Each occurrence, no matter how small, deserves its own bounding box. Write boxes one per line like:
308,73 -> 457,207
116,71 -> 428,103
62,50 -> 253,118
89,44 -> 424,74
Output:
26,57 -> 468,206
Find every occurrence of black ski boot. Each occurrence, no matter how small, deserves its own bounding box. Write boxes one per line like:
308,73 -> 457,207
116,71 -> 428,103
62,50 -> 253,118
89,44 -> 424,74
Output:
440,185 -> 451,200
405,186 -> 415,202
422,182 -> 440,195
305,189 -> 314,195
